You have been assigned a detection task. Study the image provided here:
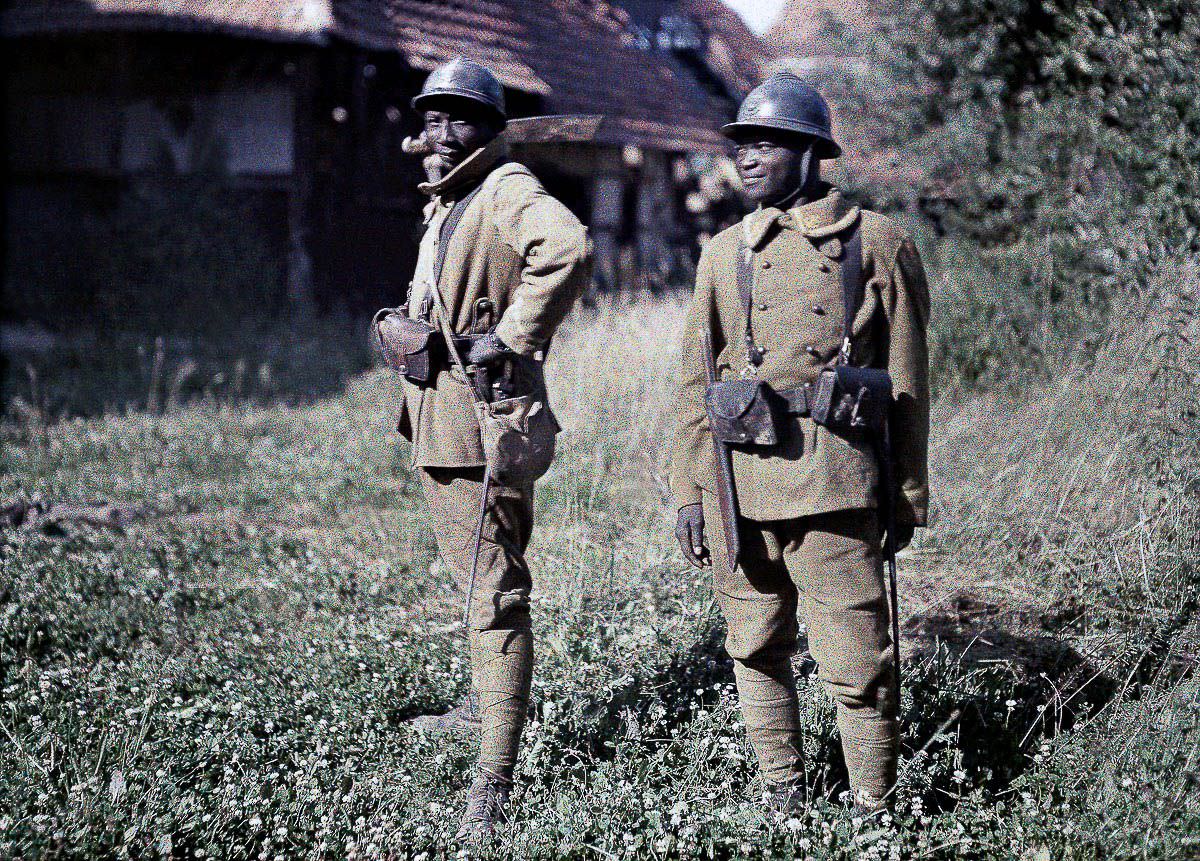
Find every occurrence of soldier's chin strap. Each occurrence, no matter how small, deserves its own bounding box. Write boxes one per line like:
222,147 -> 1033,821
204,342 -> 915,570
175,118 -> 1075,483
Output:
759,145 -> 818,213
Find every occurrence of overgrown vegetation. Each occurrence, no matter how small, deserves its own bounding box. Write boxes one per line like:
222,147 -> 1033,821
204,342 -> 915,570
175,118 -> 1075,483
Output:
2,277 -> 1198,857
827,0 -> 1200,390
3,316 -> 373,423
3,1 -> 1199,857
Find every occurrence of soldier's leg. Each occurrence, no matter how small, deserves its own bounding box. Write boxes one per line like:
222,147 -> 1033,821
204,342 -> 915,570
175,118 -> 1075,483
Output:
419,467 -> 534,784
786,509 -> 897,807
702,491 -> 804,785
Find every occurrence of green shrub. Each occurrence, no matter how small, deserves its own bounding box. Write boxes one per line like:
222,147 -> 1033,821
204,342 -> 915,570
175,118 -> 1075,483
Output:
818,0 -> 1200,388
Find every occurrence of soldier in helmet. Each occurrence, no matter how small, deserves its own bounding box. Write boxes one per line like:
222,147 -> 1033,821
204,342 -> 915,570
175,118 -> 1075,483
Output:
397,57 -> 591,838
670,74 -> 930,813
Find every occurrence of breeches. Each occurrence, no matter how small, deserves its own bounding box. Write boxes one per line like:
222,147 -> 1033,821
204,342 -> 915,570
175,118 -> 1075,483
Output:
703,493 -> 898,802
419,466 -> 534,633
419,467 -> 535,783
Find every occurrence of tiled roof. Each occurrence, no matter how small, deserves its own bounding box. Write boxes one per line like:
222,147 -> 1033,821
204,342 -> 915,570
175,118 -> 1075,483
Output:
510,0 -> 728,151
0,0 -> 332,43
2,0 -> 731,152
334,0 -> 727,151
678,0 -> 773,97
330,1 -> 552,95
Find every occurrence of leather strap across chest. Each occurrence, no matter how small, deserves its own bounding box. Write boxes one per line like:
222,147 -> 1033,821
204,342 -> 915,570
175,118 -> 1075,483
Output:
838,223 -> 864,363
735,216 -> 863,371
435,179 -> 489,286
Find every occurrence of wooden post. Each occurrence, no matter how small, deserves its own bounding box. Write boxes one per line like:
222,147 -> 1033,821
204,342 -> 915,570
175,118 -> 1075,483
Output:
590,171 -> 624,292
635,150 -> 671,291
286,50 -> 316,315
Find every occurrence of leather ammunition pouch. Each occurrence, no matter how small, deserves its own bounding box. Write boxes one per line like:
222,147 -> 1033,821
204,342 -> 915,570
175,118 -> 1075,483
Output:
704,378 -> 779,446
373,307 -> 485,386
374,176 -> 494,388
707,215 -> 895,446
810,365 -> 892,434
373,307 -> 442,385
809,222 -> 894,436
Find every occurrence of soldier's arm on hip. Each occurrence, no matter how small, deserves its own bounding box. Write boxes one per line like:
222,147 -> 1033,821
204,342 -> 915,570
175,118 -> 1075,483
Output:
491,170 -> 592,356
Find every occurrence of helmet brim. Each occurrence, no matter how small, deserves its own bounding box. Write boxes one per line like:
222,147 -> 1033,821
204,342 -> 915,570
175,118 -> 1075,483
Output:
411,90 -> 507,127
720,118 -> 841,158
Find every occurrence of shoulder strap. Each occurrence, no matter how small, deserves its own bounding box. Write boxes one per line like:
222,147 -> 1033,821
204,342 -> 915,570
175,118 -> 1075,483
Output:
736,238 -> 758,369
737,220 -> 763,371
427,179 -> 491,403
838,220 -> 863,364
434,178 -> 489,286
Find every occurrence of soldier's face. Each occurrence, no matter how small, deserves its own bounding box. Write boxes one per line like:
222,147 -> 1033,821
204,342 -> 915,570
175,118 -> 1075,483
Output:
732,131 -> 814,207
422,100 -> 500,172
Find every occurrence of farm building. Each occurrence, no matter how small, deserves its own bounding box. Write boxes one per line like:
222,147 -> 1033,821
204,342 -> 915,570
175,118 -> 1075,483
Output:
2,0 -> 772,319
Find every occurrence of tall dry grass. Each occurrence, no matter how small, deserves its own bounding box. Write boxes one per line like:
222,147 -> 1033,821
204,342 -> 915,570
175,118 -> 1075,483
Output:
532,261 -> 1199,683
928,258 -> 1200,634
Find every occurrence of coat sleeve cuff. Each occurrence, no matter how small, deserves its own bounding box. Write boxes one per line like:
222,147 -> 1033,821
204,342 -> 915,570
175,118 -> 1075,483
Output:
493,314 -> 541,357
672,482 -> 703,510
894,489 -> 927,527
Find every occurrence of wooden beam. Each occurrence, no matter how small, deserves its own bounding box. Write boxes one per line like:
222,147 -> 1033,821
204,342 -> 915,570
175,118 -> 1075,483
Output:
286,49 -> 316,314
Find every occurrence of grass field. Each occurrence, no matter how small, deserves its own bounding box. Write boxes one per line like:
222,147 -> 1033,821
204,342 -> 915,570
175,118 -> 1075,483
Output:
2,278 -> 1199,859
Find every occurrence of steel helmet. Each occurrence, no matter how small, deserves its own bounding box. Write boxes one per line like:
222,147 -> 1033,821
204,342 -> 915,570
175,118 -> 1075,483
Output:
721,73 -> 840,158
411,57 -> 507,126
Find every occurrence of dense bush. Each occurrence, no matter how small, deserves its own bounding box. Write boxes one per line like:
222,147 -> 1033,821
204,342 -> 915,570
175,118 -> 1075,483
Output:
844,0 -> 1200,243
819,0 -> 1200,388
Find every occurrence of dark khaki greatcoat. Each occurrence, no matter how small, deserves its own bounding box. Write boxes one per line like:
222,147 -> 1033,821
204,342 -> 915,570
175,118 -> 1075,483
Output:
670,184 -> 931,526
398,138 -> 592,468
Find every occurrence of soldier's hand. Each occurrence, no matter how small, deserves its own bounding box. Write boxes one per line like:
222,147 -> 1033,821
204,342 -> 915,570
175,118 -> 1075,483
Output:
887,524 -> 916,552
467,330 -> 515,366
675,503 -> 710,569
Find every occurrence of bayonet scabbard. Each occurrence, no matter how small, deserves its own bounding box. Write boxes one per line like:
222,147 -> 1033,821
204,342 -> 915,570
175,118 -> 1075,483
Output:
702,332 -> 741,572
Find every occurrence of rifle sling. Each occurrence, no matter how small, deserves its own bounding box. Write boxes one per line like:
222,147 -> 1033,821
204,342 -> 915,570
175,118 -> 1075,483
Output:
427,173 -> 495,400
735,230 -> 757,369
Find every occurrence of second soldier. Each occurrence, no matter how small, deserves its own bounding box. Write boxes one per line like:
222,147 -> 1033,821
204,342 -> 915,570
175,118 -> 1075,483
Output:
393,58 -> 591,839
671,73 -> 931,814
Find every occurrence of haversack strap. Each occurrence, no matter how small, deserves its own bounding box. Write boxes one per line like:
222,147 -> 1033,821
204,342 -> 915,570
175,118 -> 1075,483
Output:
428,175 -> 492,403
435,178 -> 490,286
837,221 -> 863,364
736,226 -> 762,371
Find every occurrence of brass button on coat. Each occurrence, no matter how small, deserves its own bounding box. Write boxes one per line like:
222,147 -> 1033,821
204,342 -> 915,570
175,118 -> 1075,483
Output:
761,260 -> 772,270
805,346 -> 822,358
811,304 -> 826,315
818,261 -> 831,272
758,302 -> 769,311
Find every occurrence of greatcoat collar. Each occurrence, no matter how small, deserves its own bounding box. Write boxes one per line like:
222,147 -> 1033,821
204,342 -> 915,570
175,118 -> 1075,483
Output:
418,136 -> 510,200
741,182 -> 861,257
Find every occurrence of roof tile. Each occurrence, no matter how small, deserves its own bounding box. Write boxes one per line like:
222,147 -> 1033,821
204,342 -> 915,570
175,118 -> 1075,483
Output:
3,0 -> 740,151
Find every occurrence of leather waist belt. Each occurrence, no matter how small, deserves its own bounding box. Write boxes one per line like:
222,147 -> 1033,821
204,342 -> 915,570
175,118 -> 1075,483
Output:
777,384 -> 816,416
410,319 -> 485,355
